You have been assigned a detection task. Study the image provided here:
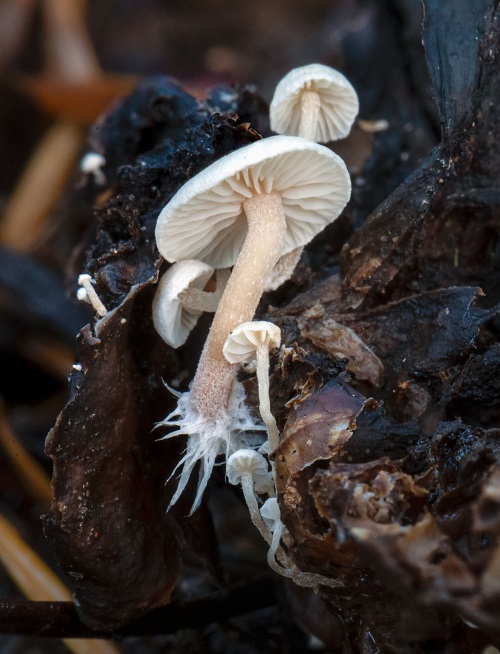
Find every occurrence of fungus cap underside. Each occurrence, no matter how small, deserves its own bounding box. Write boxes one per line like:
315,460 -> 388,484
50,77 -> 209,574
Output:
155,135 -> 351,268
270,64 -> 359,142
223,321 -> 282,365
152,259 -> 214,348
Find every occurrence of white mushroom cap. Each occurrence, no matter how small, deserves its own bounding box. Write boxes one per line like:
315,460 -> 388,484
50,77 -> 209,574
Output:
76,287 -> 89,303
80,152 -> 105,173
223,321 -> 282,452
226,449 -> 269,486
258,440 -> 270,456
152,259 -> 214,348
80,152 -> 106,185
223,321 -> 281,365
260,497 -> 281,531
155,135 -> 351,269
270,64 -> 359,143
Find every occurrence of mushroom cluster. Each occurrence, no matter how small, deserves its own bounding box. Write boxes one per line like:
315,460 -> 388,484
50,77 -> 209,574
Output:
226,451 -> 342,590
155,134 -> 351,511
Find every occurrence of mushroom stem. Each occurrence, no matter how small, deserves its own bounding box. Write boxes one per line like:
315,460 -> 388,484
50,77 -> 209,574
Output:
267,520 -> 289,575
178,268 -> 230,312
298,91 -> 321,141
255,346 -> 280,452
240,473 -> 272,544
266,521 -> 342,589
190,192 -> 287,419
77,274 -> 107,317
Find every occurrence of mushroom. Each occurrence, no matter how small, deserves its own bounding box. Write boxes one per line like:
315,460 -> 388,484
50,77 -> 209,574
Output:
226,462 -> 342,588
260,497 -> 287,574
227,455 -> 341,589
153,259 -> 229,349
156,135 -> 351,510
77,273 -> 107,317
223,321 -> 281,452
270,64 -> 359,143
226,449 -> 272,541
80,152 -> 106,185
260,497 -> 342,590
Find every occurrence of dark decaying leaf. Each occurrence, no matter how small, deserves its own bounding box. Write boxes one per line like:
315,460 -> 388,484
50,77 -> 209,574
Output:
274,282 -> 499,426
275,378 -> 368,486
44,283 -> 183,630
298,308 -> 384,387
43,79 -> 270,629
445,344 -> 500,409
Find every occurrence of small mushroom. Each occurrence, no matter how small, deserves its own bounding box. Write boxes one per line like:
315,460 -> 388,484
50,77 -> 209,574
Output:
153,259 -> 229,349
270,64 -> 359,143
259,497 -> 342,590
260,497 -> 288,574
227,458 -> 342,590
223,321 -> 281,452
77,274 -> 107,317
156,135 -> 351,510
80,152 -> 106,185
226,449 -> 271,541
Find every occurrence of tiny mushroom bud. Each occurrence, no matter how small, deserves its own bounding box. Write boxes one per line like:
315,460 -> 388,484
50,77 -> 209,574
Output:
258,440 -> 270,456
76,287 -> 90,303
270,64 -> 359,143
153,259 -> 229,349
156,135 -> 351,511
223,321 -> 281,452
80,152 -> 106,185
226,449 -> 271,541
77,274 -> 107,317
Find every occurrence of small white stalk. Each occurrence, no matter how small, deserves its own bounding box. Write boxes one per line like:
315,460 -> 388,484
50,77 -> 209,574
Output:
77,274 -> 107,317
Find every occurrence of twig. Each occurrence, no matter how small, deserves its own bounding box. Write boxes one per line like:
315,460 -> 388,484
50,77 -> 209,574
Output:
0,406 -> 52,509
43,0 -> 102,83
0,514 -> 122,653
0,122 -> 83,251
0,577 -> 276,638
